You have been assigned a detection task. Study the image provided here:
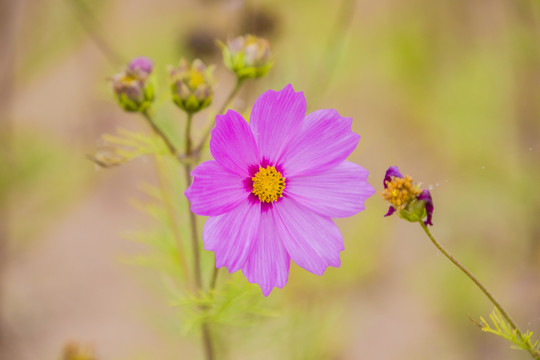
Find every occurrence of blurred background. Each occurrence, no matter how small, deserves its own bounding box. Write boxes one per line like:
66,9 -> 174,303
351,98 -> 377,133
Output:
1,0 -> 540,359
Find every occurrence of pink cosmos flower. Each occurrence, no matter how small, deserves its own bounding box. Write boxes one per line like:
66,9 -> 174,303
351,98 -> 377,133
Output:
185,84 -> 375,296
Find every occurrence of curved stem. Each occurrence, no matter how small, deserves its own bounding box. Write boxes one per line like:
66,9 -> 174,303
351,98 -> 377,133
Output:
419,222 -> 540,360
142,110 -> 179,158
193,79 -> 244,157
184,112 -> 215,360
310,0 -> 355,106
64,0 -> 124,67
218,78 -> 244,116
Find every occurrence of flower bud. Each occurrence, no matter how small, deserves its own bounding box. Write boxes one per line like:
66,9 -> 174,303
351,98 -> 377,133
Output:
381,166 -> 434,226
219,35 -> 273,80
169,58 -> 215,113
128,56 -> 154,78
110,56 -> 155,113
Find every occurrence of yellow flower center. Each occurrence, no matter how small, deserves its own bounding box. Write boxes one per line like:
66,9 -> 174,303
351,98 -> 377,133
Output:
381,175 -> 421,210
188,69 -> 205,89
120,73 -> 139,85
252,166 -> 286,203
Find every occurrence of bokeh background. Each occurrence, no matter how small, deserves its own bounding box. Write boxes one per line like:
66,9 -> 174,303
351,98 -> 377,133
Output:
1,0 -> 540,359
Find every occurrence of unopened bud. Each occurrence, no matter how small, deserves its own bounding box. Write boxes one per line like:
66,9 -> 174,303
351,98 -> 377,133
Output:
110,56 -> 155,113
219,35 -> 273,80
128,56 -> 153,77
169,58 -> 215,113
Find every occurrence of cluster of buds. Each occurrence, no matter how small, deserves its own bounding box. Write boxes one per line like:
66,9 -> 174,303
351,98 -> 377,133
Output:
108,34 -> 274,119
109,35 -> 273,116
219,34 -> 273,80
110,57 -> 155,113
381,166 -> 434,226
169,58 -> 215,114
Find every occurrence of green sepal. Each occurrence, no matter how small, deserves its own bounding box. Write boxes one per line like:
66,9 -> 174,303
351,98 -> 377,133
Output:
184,94 -> 200,112
397,199 -> 427,223
144,76 -> 156,103
117,92 -> 140,112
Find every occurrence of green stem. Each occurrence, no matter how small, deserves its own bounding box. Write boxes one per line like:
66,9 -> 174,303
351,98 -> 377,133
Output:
193,79 -> 244,157
142,111 -> 190,282
218,78 -> 244,115
184,112 -> 215,360
64,0 -> 124,67
310,0 -> 355,106
153,157 -> 190,283
184,113 -> 201,289
142,110 -> 179,158
210,266 -> 220,291
419,222 -> 540,360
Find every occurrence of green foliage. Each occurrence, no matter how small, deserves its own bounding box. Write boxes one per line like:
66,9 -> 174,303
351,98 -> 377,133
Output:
478,308 -> 540,356
89,128 -> 169,167
125,181 -> 276,333
113,133 -> 275,335
172,275 -> 277,334
121,178 -> 188,284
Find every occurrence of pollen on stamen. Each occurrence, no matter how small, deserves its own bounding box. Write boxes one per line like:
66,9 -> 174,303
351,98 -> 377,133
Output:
251,165 -> 286,203
381,175 -> 421,211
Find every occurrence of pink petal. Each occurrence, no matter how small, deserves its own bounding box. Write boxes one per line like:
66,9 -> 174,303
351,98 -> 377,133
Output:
210,110 -> 259,177
203,199 -> 261,273
285,161 -> 376,218
279,109 -> 360,177
249,84 -> 306,164
241,209 -> 291,296
273,197 -> 344,276
185,161 -> 249,216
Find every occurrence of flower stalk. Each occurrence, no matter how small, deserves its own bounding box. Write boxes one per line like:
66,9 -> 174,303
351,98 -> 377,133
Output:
142,110 -> 179,157
193,78 -> 244,158
139,111 -> 191,284
218,78 -> 244,116
153,157 -> 191,284
184,112 -> 202,288
419,222 -> 540,360
201,78 -> 247,295
210,266 -> 220,292
184,111 -> 215,360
